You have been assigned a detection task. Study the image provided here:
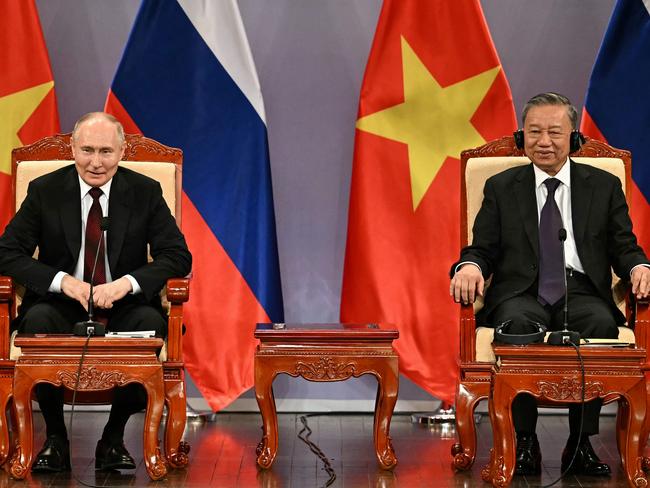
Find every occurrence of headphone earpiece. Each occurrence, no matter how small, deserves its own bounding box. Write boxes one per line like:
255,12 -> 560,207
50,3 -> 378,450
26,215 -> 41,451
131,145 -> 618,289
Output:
513,129 -> 585,153
513,129 -> 524,149
570,130 -> 585,153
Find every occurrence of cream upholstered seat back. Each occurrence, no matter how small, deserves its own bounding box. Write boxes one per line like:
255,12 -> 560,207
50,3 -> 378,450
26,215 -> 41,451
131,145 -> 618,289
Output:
465,156 -> 634,361
15,160 -> 177,221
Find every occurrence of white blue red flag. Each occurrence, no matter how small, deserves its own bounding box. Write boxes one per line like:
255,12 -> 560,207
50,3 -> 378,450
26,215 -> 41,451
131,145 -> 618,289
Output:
582,0 -> 650,249
106,0 -> 283,410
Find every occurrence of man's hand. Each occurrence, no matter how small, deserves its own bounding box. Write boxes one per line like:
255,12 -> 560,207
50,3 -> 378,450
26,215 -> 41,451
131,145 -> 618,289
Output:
631,265 -> 650,299
93,277 -> 132,309
61,274 -> 91,310
450,264 -> 484,305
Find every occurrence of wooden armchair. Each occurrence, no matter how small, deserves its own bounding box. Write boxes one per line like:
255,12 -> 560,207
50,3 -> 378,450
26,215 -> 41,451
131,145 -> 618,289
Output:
0,133 -> 191,469
451,135 -> 650,470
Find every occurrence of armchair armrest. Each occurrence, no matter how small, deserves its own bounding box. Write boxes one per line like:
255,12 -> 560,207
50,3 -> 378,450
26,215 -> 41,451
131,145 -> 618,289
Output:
633,296 -> 650,356
459,304 -> 477,363
165,277 -> 190,362
0,277 -> 12,302
0,277 -> 13,360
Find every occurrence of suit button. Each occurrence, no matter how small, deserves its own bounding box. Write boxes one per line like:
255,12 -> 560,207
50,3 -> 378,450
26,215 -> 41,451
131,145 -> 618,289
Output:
531,264 -> 537,270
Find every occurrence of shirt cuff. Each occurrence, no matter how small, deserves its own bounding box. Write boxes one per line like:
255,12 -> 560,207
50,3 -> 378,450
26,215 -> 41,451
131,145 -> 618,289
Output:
123,274 -> 142,295
48,272 -> 67,293
630,264 -> 650,277
455,261 -> 482,275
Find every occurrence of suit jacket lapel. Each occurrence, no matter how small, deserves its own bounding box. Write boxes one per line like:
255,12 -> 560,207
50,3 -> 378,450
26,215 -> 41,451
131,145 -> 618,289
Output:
570,160 -> 592,249
107,169 -> 132,272
61,167 -> 82,260
514,164 -> 539,257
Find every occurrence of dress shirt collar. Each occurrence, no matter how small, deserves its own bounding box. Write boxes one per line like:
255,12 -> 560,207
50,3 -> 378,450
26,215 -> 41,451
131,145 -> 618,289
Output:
533,158 -> 570,190
78,174 -> 112,199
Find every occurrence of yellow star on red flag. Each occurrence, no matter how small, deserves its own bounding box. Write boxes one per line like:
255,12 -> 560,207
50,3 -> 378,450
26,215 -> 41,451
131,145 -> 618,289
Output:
356,36 -> 499,210
0,81 -> 54,175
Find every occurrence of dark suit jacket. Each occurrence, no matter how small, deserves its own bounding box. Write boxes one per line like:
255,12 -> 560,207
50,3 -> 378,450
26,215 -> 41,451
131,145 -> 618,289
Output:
452,160 -> 649,325
0,165 -> 192,316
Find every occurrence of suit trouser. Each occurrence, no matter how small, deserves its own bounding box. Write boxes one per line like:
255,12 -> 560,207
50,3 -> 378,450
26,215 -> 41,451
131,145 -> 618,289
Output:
17,294 -> 167,442
488,271 -> 619,437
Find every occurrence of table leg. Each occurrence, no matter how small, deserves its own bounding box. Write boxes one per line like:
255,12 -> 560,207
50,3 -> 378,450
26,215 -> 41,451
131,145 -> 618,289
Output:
372,360 -> 398,470
164,373 -> 190,468
255,357 -> 278,469
9,370 -> 34,479
489,379 -> 517,488
620,380 -> 647,487
141,377 -> 167,480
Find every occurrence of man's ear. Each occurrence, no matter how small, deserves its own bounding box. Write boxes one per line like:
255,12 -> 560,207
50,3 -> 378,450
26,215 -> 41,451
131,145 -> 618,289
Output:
118,141 -> 126,161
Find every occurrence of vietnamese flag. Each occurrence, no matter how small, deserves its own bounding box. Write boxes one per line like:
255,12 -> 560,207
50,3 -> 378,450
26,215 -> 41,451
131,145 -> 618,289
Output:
581,0 -> 650,251
0,0 -> 60,232
341,0 -> 516,402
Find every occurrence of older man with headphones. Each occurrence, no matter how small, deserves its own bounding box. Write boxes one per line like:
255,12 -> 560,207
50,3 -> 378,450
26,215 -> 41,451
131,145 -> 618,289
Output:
450,92 -> 650,476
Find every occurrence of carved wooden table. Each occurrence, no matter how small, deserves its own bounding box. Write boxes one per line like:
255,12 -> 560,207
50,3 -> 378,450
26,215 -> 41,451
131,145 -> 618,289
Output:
254,323 -> 399,470
485,344 -> 647,488
10,335 -> 167,480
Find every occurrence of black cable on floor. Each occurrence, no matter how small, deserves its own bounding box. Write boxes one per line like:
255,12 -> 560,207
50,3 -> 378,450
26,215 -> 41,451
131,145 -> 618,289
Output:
297,414 -> 337,488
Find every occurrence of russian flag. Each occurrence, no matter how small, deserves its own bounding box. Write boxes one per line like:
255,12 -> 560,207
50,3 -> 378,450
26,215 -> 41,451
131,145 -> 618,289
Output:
106,0 -> 283,411
582,0 -> 650,250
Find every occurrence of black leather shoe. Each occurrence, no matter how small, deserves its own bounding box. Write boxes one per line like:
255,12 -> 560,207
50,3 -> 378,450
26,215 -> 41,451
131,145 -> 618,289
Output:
515,433 -> 541,475
32,435 -> 71,472
561,436 -> 611,476
95,439 -> 136,470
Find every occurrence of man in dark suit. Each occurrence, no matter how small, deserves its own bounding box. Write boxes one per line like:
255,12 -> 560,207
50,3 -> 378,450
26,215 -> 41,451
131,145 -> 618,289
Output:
0,112 -> 192,472
450,93 -> 650,476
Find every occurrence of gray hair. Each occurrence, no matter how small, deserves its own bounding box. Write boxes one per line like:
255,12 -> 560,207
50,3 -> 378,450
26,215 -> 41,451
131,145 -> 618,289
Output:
521,92 -> 578,130
71,112 -> 125,143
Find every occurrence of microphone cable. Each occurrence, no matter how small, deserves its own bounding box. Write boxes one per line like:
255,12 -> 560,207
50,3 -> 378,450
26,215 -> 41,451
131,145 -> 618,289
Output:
540,338 -> 585,488
65,329 -> 109,488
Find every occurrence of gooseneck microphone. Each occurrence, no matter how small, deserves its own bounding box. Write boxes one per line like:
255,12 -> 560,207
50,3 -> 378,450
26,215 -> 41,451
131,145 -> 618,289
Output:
548,228 -> 580,346
73,217 -> 110,336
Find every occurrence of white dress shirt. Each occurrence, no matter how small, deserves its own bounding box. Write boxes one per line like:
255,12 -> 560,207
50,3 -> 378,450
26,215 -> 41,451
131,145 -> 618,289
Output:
533,159 -> 585,273
48,176 -> 141,294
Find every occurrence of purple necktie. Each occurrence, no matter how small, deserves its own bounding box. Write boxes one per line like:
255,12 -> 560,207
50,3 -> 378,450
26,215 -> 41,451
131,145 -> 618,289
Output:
537,178 -> 564,306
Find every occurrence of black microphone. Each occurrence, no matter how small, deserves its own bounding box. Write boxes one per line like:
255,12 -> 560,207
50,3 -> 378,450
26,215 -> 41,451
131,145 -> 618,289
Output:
73,217 -> 110,336
548,228 -> 580,346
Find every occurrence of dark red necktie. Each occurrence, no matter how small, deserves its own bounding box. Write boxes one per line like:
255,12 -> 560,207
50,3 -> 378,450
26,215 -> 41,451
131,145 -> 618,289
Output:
537,178 -> 564,305
84,187 -> 106,285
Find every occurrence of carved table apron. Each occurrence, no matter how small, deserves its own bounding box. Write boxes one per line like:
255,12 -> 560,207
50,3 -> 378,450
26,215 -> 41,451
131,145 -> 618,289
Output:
485,344 -> 647,488
254,323 -> 399,470
10,335 -> 167,480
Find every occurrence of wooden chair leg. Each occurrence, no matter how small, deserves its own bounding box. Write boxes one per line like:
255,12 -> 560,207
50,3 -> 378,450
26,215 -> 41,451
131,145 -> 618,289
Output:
164,371 -> 190,468
452,382 -> 488,470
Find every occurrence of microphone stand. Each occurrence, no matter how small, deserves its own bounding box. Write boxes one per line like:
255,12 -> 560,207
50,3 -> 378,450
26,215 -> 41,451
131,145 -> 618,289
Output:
73,217 -> 109,336
548,228 -> 580,345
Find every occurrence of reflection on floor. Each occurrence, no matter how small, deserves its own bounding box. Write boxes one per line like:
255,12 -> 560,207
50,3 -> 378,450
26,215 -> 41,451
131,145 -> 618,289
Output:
0,411 -> 635,487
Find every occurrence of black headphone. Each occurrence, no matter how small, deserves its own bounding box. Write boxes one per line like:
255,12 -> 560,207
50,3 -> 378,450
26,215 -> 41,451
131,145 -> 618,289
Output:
494,319 -> 547,345
513,129 -> 585,153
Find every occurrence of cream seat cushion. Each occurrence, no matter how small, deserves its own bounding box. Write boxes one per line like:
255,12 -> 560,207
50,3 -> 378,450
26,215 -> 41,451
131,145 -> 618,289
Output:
10,160 -> 177,362
466,156 -> 633,363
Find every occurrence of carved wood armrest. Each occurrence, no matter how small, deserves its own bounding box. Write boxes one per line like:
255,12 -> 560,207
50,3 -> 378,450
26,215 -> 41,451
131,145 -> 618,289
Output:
166,278 -> 190,304
633,297 -> 650,352
459,304 -> 477,363
0,277 -> 13,301
165,277 -> 189,362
